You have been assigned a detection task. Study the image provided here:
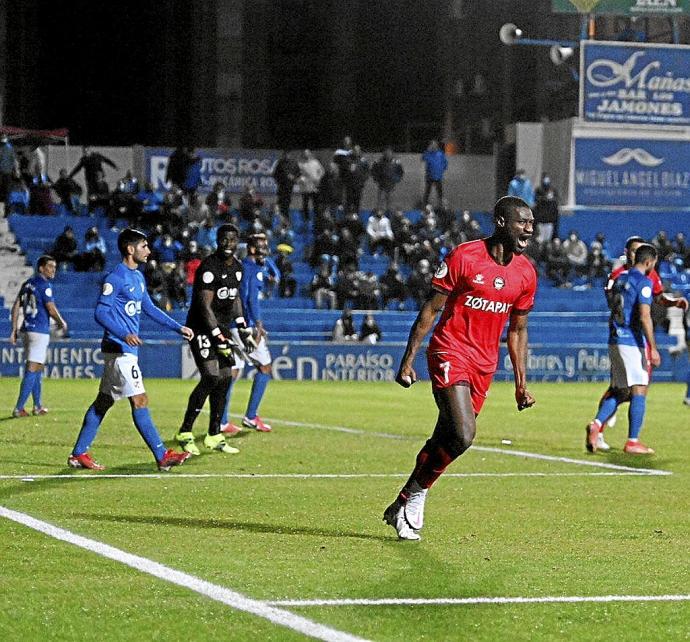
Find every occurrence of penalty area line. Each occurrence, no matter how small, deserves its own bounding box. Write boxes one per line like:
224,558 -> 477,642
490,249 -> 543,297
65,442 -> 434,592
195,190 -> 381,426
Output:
0,505 -> 368,642
231,414 -> 672,477
0,471 -> 663,481
268,594 -> 690,608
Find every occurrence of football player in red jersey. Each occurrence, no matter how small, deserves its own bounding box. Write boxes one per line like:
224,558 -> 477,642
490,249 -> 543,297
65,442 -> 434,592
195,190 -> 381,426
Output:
588,235 -> 688,453
383,196 -> 537,540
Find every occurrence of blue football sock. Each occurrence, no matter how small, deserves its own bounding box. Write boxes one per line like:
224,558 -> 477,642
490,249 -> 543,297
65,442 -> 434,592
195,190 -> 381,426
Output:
246,371 -> 270,419
73,404 -> 107,455
628,395 -> 646,440
32,371 -> 43,408
221,377 -> 236,425
15,370 -> 38,411
595,395 -> 619,426
132,407 -> 167,461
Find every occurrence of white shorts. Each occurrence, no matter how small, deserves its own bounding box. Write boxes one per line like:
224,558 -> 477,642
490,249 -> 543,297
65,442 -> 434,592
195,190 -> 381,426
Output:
99,353 -> 146,400
229,330 -> 272,370
23,331 -> 50,364
609,344 -> 649,388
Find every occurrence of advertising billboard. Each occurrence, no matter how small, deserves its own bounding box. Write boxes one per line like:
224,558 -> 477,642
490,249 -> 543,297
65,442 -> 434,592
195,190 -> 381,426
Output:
554,0 -> 690,15
580,41 -> 690,126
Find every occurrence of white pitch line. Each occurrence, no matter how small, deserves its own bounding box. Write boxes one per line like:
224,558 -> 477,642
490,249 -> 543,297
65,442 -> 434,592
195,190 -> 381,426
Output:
0,471 -> 663,481
235,414 -> 672,477
267,594 -> 690,608
0,505 -> 368,642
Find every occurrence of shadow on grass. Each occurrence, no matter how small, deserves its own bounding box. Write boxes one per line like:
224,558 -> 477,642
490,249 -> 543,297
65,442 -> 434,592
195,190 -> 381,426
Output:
73,511 -> 394,542
599,449 -> 674,472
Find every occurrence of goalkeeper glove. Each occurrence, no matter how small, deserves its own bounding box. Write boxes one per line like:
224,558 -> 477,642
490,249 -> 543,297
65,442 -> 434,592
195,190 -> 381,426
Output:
238,326 -> 258,350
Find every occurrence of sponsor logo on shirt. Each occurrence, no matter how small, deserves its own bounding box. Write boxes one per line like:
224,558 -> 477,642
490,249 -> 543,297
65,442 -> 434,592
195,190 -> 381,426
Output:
125,300 -> 142,317
463,295 -> 513,314
472,274 -> 484,284
216,287 -> 238,300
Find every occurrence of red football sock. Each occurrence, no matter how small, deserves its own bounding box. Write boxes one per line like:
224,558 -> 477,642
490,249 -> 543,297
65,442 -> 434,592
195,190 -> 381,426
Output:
401,443 -> 455,494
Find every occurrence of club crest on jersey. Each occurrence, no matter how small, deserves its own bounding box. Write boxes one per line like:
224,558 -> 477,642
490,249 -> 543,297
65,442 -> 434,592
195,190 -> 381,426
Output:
434,262 -> 448,279
472,274 -> 484,284
493,276 -> 505,290
200,348 -> 209,359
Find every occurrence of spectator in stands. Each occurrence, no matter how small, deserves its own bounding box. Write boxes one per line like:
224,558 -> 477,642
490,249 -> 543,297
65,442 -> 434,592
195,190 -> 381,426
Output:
51,169 -> 83,215
273,150 -> 301,221
0,134 -> 16,212
275,219 -> 295,250
359,313 -> 382,344
336,227 -> 360,271
422,139 -> 448,207
357,271 -> 382,309
544,237 -> 570,287
507,169 -> 535,208
563,230 -> 589,283
136,181 -> 164,227
87,170 -> 111,216
587,246 -> 610,286
311,263 -> 338,309
167,263 -> 188,310
183,149 -> 202,197
181,240 -> 202,287
339,208 -> 365,246
416,213 -> 441,245
332,307 -> 358,342
533,173 -> 559,244
6,170 -> 29,215
28,146 -> 47,185
275,247 -> 297,298
310,225 -> 340,272
335,265 -> 360,309
381,263 -> 408,311
75,226 -> 106,272
196,217 -> 218,253
110,172 -> 140,228
393,217 -> 417,265
652,230 -> 674,262
344,145 -> 369,214
69,146 -> 118,201
205,182 -> 228,218
186,192 -> 211,230
590,232 -> 611,261
333,135 -> 353,205
671,232 -> 687,265
407,259 -> 433,309
153,233 -> 183,270
371,146 -> 404,212
298,149 -> 324,224
320,160 -> 343,210
166,146 -> 189,189
239,185 -> 265,224
144,259 -> 168,308
51,225 -> 78,269
366,209 -> 395,257
29,176 -> 53,215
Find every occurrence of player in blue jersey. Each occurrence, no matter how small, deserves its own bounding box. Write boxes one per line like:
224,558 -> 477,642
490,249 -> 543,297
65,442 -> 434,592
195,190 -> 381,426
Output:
68,229 -> 194,471
221,233 -> 274,433
9,255 -> 68,417
586,244 -> 660,455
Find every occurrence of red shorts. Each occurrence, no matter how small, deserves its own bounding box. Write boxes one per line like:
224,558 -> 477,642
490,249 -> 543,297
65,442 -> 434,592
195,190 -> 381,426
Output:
427,350 -> 494,414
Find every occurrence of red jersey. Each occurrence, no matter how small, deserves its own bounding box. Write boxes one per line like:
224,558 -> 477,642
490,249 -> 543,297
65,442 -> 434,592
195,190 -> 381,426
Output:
607,265 -> 663,296
428,239 -> 537,373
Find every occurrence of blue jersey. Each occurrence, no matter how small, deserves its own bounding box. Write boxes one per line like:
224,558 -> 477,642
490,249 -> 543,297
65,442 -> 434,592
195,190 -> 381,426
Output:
240,257 -> 264,327
96,263 -> 182,355
18,275 -> 54,334
608,268 -> 654,348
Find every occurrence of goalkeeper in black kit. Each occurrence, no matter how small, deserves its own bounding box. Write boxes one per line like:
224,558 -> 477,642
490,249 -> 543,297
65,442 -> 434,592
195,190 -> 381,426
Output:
175,224 -> 256,455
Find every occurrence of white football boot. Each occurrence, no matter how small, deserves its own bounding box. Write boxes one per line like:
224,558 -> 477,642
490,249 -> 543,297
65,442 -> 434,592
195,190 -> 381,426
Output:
403,481 -> 428,531
383,499 -> 421,541
596,432 -> 611,452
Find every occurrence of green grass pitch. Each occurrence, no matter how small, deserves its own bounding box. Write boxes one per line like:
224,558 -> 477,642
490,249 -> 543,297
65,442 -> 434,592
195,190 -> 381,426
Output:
0,377 -> 689,641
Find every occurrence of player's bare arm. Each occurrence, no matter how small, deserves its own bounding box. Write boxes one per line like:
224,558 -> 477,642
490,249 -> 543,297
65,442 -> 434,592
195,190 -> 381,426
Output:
45,301 -> 68,334
507,309 -> 535,411
199,289 -> 223,336
656,292 -> 689,311
638,303 -> 661,367
396,289 -> 447,387
9,295 -> 21,344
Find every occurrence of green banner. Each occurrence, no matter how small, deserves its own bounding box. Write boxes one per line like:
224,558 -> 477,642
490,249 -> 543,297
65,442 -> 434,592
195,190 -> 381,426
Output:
553,0 -> 690,14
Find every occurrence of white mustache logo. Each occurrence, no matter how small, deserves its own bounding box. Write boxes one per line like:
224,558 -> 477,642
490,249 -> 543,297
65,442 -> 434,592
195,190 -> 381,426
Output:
601,148 -> 664,167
